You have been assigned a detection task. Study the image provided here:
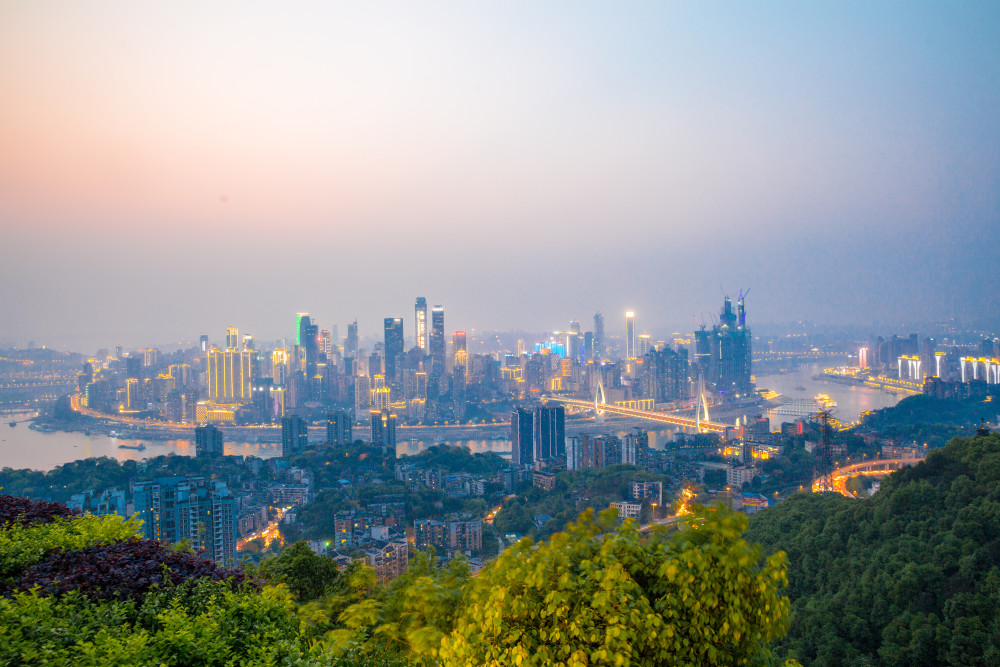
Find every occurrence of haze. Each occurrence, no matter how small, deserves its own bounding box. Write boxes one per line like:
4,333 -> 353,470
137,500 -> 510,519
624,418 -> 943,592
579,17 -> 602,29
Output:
1,1 -> 998,352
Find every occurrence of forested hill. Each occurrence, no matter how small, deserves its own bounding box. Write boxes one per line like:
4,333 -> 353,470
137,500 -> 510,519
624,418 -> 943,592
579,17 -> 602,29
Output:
745,432 -> 1000,665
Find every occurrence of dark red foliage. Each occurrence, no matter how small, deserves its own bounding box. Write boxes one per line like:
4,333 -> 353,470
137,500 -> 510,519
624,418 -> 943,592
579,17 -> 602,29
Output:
15,538 -> 255,601
0,495 -> 78,528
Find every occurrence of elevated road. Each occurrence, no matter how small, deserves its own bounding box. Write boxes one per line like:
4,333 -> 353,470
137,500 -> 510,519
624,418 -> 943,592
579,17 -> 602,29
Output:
543,396 -> 731,433
814,458 -> 923,497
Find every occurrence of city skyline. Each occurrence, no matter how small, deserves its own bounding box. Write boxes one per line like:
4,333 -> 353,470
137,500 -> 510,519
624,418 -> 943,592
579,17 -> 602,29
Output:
2,2 -> 999,351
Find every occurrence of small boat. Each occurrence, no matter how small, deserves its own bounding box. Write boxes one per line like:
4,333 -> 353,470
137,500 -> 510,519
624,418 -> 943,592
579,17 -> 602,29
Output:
117,443 -> 146,451
8,421 -> 15,428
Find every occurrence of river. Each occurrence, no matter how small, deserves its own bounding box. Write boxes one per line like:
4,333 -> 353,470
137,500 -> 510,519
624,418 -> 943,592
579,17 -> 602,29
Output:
754,363 -> 901,425
1,364 -> 900,471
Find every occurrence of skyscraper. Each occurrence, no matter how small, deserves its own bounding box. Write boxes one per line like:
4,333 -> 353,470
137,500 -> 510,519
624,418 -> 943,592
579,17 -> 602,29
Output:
429,305 -> 445,381
415,297 -> 428,353
383,317 -> 404,383
703,295 -> 753,397
199,334 -> 209,353
346,320 -> 359,359
594,312 -> 605,358
226,327 -> 239,350
511,407 -> 533,467
207,348 -> 255,402
532,405 -> 565,461
295,313 -> 309,346
625,311 -> 636,360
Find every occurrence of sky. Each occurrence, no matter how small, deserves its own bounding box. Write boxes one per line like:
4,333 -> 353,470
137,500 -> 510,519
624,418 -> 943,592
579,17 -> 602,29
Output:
1,1 -> 998,353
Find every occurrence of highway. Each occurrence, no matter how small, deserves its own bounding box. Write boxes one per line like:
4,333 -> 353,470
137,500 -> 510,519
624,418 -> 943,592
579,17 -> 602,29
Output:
814,458 -> 923,497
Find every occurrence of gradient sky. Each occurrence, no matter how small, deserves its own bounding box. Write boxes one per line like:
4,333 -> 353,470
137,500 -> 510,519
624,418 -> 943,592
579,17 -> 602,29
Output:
2,1 -> 998,352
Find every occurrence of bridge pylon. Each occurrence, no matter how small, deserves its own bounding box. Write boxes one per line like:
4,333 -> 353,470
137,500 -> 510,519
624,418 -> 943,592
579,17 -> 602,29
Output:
695,374 -> 710,432
594,379 -> 607,423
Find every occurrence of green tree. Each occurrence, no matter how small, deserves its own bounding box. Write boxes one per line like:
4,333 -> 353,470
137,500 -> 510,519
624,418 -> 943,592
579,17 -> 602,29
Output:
257,541 -> 345,603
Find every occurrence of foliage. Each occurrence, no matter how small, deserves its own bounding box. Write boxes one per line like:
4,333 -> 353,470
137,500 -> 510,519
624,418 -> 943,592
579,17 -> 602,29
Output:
435,507 -> 790,666
397,445 -> 508,476
0,581 -> 308,666
0,494 -> 78,528
13,537 -> 251,602
745,432 -> 1000,665
0,512 -> 141,583
257,541 -> 346,603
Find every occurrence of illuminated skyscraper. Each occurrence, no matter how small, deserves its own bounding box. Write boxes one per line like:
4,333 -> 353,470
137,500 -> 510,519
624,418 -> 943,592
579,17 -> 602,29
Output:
242,334 -> 255,351
429,305 -> 445,381
295,313 -> 309,346
207,348 -> 255,402
384,318 -> 404,382
226,327 -> 239,350
199,335 -> 209,353
415,297 -> 428,353
625,311 -> 636,360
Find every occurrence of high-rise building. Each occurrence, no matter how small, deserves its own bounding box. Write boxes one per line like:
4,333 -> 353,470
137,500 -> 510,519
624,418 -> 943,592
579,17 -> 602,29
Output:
346,321 -> 359,359
384,318 -> 404,383
199,334 -> 209,353
326,410 -> 353,445
295,313 -> 309,346
370,410 -> 397,451
226,327 -> 239,350
429,306 -> 445,381
594,313 -> 605,358
132,476 -> 237,566
625,311 -> 636,360
511,407 -> 533,467
195,424 -> 224,457
207,348 -> 255,402
702,295 -> 753,397
243,334 -> 255,351
415,297 -> 428,353
532,405 -> 565,461
281,415 -> 309,455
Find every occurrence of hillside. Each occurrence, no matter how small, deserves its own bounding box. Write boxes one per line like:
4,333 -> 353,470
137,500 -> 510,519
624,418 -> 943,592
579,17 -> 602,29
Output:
745,432 -> 1000,665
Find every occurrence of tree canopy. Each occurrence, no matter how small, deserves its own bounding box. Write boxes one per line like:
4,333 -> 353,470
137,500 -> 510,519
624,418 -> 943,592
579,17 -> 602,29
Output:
745,432 -> 1000,665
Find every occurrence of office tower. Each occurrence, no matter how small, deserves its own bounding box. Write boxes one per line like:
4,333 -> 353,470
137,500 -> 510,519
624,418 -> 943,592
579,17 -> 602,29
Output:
326,410 -> 353,445
638,334 -> 651,358
511,407 -> 534,466
703,295 -> 753,397
303,321 -> 319,381
566,436 -> 583,471
354,375 -> 371,417
641,344 -> 690,401
295,313 -> 309,346
195,424 -> 224,457
532,405 -> 565,461
583,331 -> 594,362
199,335 -> 209,353
132,476 -> 237,566
126,356 -> 142,379
320,329 -> 332,358
346,320 -> 359,359
415,297 -> 428,353
207,348 -> 255,402
594,313 -> 605,358
625,311 -> 636,360
226,327 -> 239,350
281,415 -> 309,455
429,306 -> 445,381
452,331 -> 467,353
251,378 -> 274,422
243,334 -> 255,351
384,318 -> 404,383
371,374 -> 391,411
566,321 -> 582,362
